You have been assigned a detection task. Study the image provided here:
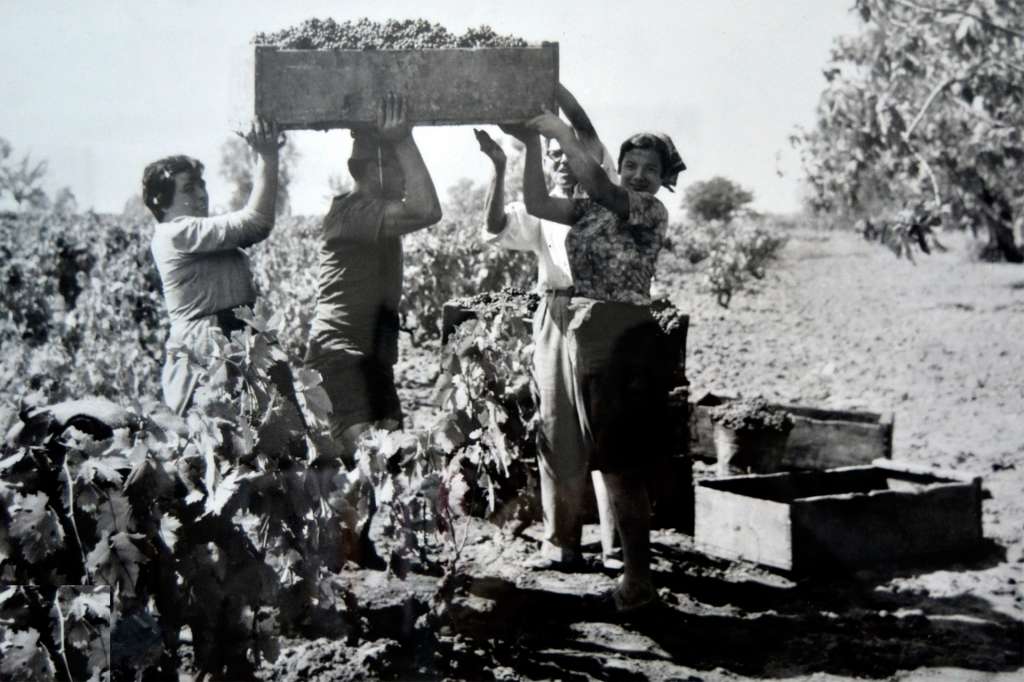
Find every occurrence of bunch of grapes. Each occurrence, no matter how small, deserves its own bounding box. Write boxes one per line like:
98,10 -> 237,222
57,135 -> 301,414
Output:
253,17 -> 527,50
449,286 -> 539,318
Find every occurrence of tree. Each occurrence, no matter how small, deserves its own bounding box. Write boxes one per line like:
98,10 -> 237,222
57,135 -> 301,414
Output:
795,0 -> 1024,262
121,193 -> 153,224
219,135 -> 298,216
0,137 -> 49,208
682,176 -> 755,223
53,187 -> 77,215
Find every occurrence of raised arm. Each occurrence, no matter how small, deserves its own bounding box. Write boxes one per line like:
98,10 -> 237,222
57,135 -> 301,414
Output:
556,84 -> 597,136
526,113 -> 629,219
556,83 -> 619,181
242,118 -> 282,224
474,128 -> 509,234
501,124 -> 576,225
378,94 -> 442,237
166,119 -> 282,253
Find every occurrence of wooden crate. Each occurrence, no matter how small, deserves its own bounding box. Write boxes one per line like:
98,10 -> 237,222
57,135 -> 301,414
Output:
695,460 -> 984,572
249,44 -> 559,130
689,393 -> 893,470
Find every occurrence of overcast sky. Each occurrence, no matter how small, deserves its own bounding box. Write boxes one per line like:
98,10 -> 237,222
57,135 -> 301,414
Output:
0,0 -> 860,218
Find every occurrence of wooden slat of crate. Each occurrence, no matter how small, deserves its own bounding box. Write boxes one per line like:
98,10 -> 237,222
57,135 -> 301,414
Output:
695,474 -> 796,571
695,461 -> 984,573
689,394 -> 894,470
253,45 -> 559,130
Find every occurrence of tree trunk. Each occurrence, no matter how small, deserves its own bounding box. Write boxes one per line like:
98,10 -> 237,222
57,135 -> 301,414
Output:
981,215 -> 1024,263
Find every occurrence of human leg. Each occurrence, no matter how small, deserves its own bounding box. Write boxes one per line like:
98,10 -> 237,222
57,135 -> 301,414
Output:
572,302 -> 669,606
591,470 -> 620,568
529,293 -> 590,568
602,470 -> 656,608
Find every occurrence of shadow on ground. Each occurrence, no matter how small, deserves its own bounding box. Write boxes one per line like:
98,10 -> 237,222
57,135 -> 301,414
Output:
436,535 -> 1023,680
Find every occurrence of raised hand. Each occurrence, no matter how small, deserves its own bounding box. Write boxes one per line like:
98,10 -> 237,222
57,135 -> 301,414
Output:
524,111 -> 571,140
378,92 -> 411,143
498,122 -> 532,141
238,118 -> 284,158
474,128 -> 506,165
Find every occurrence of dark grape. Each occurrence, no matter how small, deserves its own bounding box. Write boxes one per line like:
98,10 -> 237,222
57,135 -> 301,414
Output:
253,18 -> 528,50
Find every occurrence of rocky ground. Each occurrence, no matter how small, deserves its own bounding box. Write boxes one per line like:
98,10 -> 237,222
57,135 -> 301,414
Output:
261,228 -> 1022,681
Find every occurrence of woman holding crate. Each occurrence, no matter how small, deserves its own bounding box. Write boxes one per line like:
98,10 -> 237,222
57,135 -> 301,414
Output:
143,118 -> 284,415
504,112 -> 685,611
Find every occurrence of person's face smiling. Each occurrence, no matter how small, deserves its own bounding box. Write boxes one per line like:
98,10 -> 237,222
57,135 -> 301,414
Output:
619,148 -> 663,195
545,138 -> 577,194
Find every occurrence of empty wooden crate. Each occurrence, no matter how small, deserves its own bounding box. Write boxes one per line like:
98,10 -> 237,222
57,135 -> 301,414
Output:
695,460 -> 983,572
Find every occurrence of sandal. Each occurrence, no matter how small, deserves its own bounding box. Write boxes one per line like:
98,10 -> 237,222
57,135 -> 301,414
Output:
601,549 -> 624,571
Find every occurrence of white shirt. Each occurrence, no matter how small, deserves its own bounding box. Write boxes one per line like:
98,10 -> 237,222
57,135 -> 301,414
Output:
480,202 -> 573,292
480,141 -> 619,292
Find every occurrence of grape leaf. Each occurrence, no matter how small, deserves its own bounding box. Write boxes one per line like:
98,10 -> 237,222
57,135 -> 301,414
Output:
204,468 -> 257,517
0,629 -> 57,682
78,457 -> 127,488
158,514 -> 182,551
95,491 -> 132,535
85,531 -> 147,596
430,416 -> 465,454
292,367 -> 333,424
8,492 -> 64,563
64,586 -> 112,622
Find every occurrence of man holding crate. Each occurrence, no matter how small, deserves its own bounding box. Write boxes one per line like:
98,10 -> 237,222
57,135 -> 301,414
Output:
305,93 -> 443,460
474,85 -> 622,572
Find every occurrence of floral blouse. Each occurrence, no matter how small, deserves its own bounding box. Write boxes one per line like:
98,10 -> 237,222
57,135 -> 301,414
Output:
565,190 -> 668,305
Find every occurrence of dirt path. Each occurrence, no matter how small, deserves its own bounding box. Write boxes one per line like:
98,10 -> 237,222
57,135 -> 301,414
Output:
373,229 -> 1024,681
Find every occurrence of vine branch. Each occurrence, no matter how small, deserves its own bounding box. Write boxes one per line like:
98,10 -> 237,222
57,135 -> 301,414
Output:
886,0 -> 1024,41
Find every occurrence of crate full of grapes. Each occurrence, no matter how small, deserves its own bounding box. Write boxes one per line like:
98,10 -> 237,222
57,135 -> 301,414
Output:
243,18 -> 559,130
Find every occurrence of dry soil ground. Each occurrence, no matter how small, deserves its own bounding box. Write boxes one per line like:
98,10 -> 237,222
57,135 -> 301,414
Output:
267,229 -> 1022,681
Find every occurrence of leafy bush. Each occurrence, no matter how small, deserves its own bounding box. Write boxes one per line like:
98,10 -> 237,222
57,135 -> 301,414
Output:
400,181 -> 537,344
681,176 -> 755,224
0,212 -> 166,410
664,218 -> 789,307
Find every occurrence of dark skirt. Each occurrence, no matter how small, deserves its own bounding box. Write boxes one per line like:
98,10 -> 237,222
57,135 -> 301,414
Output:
565,298 -> 672,473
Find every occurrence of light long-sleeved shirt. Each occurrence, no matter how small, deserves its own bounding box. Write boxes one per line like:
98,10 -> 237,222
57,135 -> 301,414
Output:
150,207 -> 273,412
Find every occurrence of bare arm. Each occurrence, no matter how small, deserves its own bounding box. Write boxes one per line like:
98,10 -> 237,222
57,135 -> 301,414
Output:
474,129 -> 509,234
557,83 -> 614,174
242,118 -> 281,224
169,118 -> 281,252
378,94 -> 442,237
527,113 -> 628,219
505,126 -> 576,225
380,137 -> 443,236
556,84 -> 596,136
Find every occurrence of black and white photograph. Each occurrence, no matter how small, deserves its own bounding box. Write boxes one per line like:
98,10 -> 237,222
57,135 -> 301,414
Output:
1,1 -> 1022,680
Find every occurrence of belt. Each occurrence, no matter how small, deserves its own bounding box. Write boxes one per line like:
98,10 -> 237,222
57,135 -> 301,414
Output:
544,286 -> 575,297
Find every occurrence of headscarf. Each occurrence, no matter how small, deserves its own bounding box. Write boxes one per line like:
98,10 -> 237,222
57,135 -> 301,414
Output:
618,132 -> 687,192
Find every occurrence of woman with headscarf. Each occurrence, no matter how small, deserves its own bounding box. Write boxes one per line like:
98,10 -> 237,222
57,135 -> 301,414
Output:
505,113 -> 686,611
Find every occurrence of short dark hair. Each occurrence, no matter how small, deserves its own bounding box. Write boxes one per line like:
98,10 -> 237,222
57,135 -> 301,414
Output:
141,155 -> 203,221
